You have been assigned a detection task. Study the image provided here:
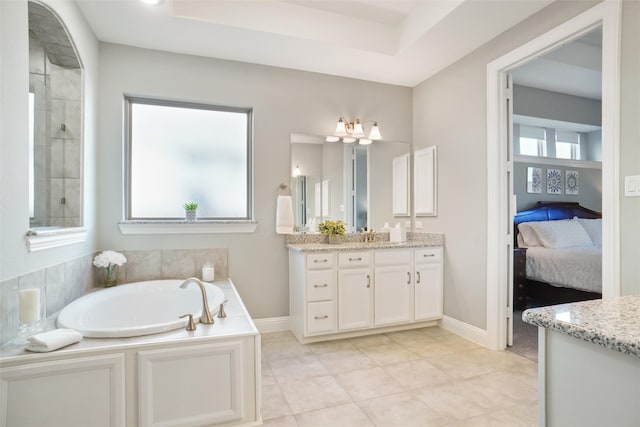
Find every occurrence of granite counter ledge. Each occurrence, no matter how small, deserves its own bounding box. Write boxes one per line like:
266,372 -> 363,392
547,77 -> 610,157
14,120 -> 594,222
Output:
523,295 -> 640,359
287,232 -> 444,252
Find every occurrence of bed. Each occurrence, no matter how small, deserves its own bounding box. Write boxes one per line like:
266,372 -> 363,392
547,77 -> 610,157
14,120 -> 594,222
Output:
513,202 -> 602,309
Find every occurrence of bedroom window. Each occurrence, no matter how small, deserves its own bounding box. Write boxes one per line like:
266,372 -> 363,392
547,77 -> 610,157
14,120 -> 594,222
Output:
555,130 -> 581,160
518,125 -> 547,157
124,96 -> 253,220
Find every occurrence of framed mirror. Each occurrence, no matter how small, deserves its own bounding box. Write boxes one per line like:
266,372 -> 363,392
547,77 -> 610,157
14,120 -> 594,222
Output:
290,133 -> 410,233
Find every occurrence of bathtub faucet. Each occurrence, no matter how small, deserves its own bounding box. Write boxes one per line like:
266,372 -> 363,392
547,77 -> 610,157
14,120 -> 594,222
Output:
180,277 -> 214,324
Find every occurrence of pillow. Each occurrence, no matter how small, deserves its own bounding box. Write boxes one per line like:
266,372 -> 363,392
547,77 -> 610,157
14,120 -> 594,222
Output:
517,222 -> 543,247
575,218 -> 602,246
525,219 -> 593,248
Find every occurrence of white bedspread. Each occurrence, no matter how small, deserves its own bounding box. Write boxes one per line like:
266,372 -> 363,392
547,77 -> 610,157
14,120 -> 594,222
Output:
525,246 -> 602,293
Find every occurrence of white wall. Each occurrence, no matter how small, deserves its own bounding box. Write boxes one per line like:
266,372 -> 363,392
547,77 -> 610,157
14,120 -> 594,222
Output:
96,43 -> 412,319
412,1 -> 602,329
0,0 -> 99,281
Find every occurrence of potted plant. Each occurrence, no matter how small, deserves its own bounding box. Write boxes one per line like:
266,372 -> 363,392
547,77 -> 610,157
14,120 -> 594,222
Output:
184,202 -> 198,221
318,219 -> 346,244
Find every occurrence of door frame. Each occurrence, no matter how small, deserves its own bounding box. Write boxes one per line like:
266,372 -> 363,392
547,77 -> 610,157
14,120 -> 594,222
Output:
485,1 -> 621,350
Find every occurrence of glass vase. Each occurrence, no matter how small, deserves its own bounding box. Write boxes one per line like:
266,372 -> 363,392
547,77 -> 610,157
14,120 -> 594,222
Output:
328,234 -> 342,244
104,264 -> 118,288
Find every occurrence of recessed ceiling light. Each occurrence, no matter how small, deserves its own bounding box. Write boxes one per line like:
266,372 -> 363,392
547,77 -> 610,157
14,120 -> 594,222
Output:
140,0 -> 161,5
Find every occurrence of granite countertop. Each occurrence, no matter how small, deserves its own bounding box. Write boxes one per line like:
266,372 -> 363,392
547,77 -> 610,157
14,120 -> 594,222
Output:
523,295 -> 640,359
287,232 -> 444,252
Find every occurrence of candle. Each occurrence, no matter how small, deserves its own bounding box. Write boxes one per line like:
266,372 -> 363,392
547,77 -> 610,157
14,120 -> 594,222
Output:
19,288 -> 41,324
202,265 -> 215,282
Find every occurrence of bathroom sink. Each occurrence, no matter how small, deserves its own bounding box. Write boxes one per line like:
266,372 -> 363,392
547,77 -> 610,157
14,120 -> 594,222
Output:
57,279 -> 225,338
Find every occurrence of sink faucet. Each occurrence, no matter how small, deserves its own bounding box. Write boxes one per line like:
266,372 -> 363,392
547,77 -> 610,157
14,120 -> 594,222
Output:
180,277 -> 214,324
360,228 -> 376,243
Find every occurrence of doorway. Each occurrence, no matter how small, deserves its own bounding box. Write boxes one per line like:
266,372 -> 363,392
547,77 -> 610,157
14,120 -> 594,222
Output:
485,1 -> 621,351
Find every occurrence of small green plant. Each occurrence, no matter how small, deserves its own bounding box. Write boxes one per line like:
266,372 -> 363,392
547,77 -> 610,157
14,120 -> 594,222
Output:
183,202 -> 199,211
318,220 -> 346,236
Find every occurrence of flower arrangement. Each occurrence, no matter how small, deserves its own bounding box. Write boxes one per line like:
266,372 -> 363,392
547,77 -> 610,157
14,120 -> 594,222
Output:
93,250 -> 127,287
318,220 -> 346,236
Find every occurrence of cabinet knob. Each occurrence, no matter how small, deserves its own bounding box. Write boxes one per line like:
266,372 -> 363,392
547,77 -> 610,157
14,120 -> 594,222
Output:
314,315 -> 328,320
314,283 -> 328,288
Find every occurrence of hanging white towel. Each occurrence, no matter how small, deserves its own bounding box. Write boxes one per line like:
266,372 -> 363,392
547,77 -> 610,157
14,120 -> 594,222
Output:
25,329 -> 83,352
276,195 -> 294,234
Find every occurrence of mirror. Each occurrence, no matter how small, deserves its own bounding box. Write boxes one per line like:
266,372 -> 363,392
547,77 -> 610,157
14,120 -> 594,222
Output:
290,133 -> 410,233
28,1 -> 83,229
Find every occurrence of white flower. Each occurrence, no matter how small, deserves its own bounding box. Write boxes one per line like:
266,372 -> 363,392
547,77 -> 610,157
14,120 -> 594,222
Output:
93,250 -> 127,268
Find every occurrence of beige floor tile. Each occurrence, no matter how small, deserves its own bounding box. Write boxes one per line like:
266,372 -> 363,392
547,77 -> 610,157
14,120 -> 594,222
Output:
280,375 -> 352,414
294,403 -> 374,427
316,349 -> 377,375
358,391 -> 450,427
335,366 -> 405,401
425,352 -> 499,380
270,354 -> 330,384
464,370 -> 538,407
434,334 -> 484,352
414,380 -> 489,421
263,331 -> 299,344
348,333 -> 393,349
504,363 -> 538,389
262,364 -> 278,386
262,415 -> 299,426
402,338 -> 460,358
452,402 -> 537,427
360,342 -> 422,366
262,384 -> 293,420
386,329 -> 438,345
465,348 -> 534,372
263,340 -> 312,361
384,359 -> 451,389
307,339 -> 358,354
422,326 -> 453,338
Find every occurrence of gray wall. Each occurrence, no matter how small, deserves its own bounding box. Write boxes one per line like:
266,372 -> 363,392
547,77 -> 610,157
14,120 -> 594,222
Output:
96,43 -> 412,319
514,162 -> 602,212
412,0 -> 605,330
619,1 -> 640,296
514,84 -> 602,126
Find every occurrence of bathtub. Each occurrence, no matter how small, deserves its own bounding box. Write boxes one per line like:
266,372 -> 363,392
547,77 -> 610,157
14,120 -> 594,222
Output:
57,279 -> 225,338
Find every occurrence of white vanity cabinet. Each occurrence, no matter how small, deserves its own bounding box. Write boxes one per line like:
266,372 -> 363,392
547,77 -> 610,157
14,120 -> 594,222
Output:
414,247 -> 444,321
374,249 -> 413,326
289,245 -> 443,342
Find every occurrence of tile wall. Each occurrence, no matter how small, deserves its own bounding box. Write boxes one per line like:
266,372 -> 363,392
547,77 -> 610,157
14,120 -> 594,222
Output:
0,248 -> 228,347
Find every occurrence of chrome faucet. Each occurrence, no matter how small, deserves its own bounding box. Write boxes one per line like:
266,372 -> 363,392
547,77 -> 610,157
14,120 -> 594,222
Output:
360,228 -> 376,243
180,277 -> 214,324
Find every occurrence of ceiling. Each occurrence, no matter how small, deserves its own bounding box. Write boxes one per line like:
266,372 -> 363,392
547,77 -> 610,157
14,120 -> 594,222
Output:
74,0 -> 554,87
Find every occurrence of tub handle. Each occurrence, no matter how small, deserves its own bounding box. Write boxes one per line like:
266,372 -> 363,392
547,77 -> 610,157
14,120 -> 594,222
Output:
218,300 -> 228,319
179,314 -> 197,331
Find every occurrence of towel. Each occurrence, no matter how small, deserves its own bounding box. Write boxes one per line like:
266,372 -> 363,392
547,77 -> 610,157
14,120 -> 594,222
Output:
25,329 -> 83,352
276,195 -> 294,234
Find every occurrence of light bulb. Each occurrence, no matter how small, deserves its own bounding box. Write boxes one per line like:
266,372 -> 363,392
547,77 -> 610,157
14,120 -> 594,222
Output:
352,119 -> 365,138
293,165 -> 301,177
368,122 -> 382,140
335,118 -> 348,137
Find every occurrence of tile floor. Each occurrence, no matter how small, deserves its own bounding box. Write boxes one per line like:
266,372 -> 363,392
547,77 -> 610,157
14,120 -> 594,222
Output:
261,327 -> 538,427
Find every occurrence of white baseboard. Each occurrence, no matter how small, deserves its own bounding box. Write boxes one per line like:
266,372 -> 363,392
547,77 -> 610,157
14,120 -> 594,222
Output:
439,315 -> 489,348
253,316 -> 290,334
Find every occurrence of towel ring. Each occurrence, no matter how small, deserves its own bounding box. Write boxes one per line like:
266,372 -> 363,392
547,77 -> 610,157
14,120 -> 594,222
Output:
278,183 -> 291,196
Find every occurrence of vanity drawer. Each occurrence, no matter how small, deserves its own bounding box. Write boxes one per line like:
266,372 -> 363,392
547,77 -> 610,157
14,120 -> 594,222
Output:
306,253 -> 334,270
306,270 -> 335,302
415,247 -> 442,263
306,301 -> 335,335
374,249 -> 412,266
338,252 -> 370,268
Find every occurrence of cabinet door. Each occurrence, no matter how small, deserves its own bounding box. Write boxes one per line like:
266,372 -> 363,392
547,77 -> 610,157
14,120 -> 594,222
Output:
415,262 -> 443,320
374,265 -> 412,326
414,146 -> 437,216
138,341 -> 245,427
338,268 -> 372,330
1,354 -> 125,427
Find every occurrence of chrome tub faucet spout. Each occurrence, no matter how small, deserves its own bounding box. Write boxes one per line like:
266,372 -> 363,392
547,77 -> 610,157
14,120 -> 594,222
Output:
180,277 -> 214,324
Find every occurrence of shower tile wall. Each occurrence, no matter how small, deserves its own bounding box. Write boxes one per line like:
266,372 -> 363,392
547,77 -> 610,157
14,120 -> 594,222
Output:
0,248 -> 229,347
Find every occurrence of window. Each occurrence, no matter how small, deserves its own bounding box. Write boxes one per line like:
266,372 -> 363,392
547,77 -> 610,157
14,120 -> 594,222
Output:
518,125 -> 547,157
125,96 -> 252,220
555,130 -> 581,160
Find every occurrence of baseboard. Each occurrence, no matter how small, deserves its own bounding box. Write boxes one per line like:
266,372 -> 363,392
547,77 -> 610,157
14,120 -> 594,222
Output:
439,315 -> 489,348
253,316 -> 290,334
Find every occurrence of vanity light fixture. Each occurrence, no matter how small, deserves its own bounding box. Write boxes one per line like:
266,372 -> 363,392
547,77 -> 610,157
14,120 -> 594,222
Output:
140,0 -> 162,5
330,117 -> 382,144
293,165 -> 301,177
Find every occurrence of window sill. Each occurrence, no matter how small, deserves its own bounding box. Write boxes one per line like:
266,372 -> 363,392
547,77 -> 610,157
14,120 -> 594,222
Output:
118,220 -> 258,235
25,227 -> 88,252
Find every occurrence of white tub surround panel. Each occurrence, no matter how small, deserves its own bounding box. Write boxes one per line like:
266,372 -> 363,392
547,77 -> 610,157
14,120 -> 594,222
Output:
0,279 -> 261,427
289,238 -> 443,343
524,296 -> 640,426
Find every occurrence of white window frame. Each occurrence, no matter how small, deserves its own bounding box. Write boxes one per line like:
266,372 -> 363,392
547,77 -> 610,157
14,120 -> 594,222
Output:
119,96 -> 256,234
